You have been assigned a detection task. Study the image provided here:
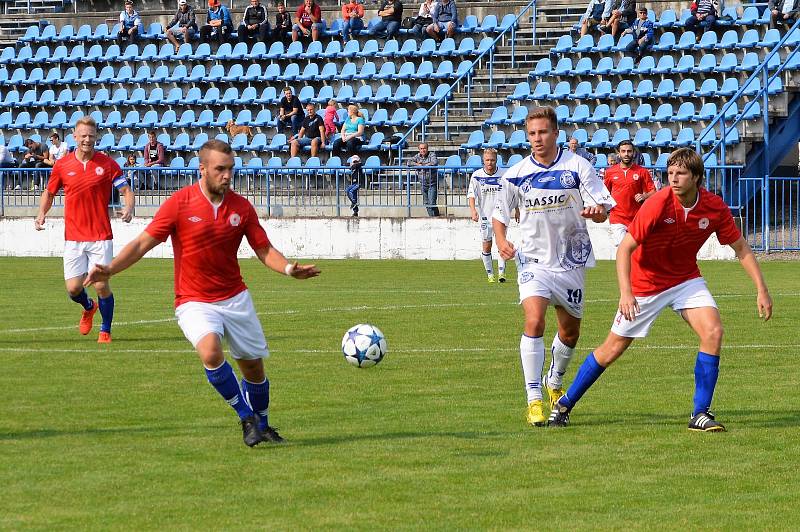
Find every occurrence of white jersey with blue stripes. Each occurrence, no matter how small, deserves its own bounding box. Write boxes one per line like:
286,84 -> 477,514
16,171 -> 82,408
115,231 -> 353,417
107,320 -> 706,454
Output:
467,168 -> 506,219
493,148 -> 615,271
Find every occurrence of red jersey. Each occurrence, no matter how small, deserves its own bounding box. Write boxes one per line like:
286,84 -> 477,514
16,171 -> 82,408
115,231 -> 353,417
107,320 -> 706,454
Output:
628,187 -> 741,296
603,164 -> 655,226
145,183 -> 270,307
47,151 -> 125,242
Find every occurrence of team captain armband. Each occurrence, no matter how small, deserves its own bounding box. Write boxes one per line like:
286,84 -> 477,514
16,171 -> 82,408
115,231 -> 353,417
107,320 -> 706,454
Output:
113,175 -> 129,190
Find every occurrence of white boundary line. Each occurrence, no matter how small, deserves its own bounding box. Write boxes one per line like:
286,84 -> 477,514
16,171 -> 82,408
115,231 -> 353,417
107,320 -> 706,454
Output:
0,293 -> 794,335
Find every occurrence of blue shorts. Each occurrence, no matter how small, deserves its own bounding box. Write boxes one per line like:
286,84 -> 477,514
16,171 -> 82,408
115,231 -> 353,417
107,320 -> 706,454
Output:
433,21 -> 454,32
295,136 -> 321,147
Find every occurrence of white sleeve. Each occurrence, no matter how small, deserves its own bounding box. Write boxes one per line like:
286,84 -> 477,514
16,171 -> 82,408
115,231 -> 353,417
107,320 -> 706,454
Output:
466,175 -> 477,199
492,176 -> 518,226
120,12 -> 125,23
577,160 -> 615,210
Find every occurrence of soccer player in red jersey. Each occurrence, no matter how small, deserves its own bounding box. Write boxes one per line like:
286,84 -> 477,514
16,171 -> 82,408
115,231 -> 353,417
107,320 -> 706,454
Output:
34,116 -> 135,343
603,140 -> 656,246
547,148 -> 773,431
85,140 -> 320,447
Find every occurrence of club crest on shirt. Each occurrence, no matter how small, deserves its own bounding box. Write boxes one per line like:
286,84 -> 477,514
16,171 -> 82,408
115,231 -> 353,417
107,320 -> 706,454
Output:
228,213 -> 241,227
560,171 -> 576,188
699,217 -> 709,230
558,226 -> 591,269
633,173 -> 639,180
95,167 -> 104,175
519,271 -> 535,284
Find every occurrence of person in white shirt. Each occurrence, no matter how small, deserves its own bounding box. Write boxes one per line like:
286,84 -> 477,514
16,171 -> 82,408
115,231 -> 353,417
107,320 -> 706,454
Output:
492,105 -> 615,427
44,132 -> 68,167
0,142 -> 16,168
468,148 -> 516,283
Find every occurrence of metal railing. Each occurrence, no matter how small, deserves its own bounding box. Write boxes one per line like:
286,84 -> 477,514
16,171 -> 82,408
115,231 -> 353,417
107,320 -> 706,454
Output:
393,0 -> 538,161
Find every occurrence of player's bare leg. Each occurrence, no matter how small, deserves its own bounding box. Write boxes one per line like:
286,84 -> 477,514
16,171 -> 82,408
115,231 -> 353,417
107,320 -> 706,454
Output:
681,306 -> 726,432
520,296 -> 549,425
196,334 -> 264,446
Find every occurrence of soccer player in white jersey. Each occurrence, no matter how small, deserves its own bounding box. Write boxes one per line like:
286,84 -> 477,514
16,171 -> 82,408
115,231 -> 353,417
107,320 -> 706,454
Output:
467,148 -> 516,283
492,106 -> 615,427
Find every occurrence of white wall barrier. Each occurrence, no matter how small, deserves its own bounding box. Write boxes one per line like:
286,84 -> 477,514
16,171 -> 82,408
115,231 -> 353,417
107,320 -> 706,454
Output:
0,217 -> 735,260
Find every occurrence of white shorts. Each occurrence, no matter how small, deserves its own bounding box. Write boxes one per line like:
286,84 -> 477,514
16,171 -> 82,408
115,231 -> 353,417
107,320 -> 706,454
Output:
609,223 -> 628,247
479,216 -> 494,242
516,261 -> 586,318
64,240 -> 113,280
175,289 -> 269,360
610,277 -> 718,338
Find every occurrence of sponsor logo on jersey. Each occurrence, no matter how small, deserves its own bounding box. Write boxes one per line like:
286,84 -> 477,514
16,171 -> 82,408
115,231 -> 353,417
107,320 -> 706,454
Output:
538,176 -> 555,183
228,213 -> 241,227
560,171 -> 576,188
663,218 -> 675,224
67,171 -> 76,176
188,216 -> 202,223
524,194 -> 568,208
699,217 -> 709,229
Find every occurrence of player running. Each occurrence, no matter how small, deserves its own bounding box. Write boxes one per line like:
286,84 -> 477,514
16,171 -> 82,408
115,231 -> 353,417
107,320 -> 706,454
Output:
35,116 -> 135,343
492,106 -> 615,427
603,140 -> 656,246
547,148 -> 773,431
467,148 -> 517,283
85,140 -> 320,447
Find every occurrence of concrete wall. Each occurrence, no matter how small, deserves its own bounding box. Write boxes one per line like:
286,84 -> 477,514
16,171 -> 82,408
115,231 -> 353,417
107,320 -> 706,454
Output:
0,217 -> 736,260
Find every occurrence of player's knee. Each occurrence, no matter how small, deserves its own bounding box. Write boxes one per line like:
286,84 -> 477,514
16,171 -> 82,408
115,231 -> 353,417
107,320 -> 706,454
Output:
524,316 -> 545,337
560,330 -> 580,348
703,323 -> 724,347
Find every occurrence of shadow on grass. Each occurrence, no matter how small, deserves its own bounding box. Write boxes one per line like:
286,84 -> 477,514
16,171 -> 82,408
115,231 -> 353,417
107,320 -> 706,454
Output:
271,430 -> 510,448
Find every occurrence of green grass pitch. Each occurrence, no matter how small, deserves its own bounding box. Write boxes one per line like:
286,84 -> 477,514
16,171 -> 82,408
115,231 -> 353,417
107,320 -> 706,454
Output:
1,257 -> 798,529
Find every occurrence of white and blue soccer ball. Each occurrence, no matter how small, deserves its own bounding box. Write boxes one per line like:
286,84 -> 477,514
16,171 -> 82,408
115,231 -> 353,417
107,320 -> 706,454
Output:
341,324 -> 387,368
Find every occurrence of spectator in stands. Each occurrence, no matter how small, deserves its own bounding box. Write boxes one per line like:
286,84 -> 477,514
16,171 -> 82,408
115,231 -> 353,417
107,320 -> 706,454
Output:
277,87 -> 304,135
123,153 -> 139,189
238,0 -> 269,44
685,0 -> 717,32
273,2 -> 292,44
117,0 -> 142,46
346,155 -> 363,217
411,0 -> 436,39
373,0 -> 404,40
200,0 -> 234,47
166,0 -> 198,53
143,131 -> 167,190
20,139 -> 47,169
409,143 -> 440,216
426,0 -> 457,40
292,0 -> 323,42
43,132 -> 68,167
602,0 -> 636,37
290,103 -> 326,158
769,0 -> 799,28
331,104 -> 366,158
341,0 -> 365,42
622,7 -> 653,58
0,141 -> 16,169
580,0 -> 611,36
323,99 -> 339,137
567,136 -> 597,165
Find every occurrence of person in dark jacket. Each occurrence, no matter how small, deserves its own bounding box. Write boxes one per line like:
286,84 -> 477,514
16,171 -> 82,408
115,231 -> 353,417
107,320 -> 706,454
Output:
165,0 -> 198,52
238,0 -> 269,43
685,0 -> 717,32
200,0 -> 234,46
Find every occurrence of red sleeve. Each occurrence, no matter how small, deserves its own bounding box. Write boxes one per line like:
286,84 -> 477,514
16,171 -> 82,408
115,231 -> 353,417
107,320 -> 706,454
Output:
313,4 -> 321,18
603,171 -> 612,191
145,195 -> 179,242
47,161 -> 63,195
295,5 -> 304,18
713,199 -> 742,245
641,168 -> 655,193
244,202 -> 270,250
628,192 -> 665,244
108,158 -> 123,180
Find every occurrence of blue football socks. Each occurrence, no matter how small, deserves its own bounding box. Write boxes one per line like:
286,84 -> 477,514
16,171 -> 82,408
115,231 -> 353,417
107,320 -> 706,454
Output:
204,361 -> 254,420
70,289 -> 93,311
242,378 -> 270,431
693,351 -> 720,416
560,352 -> 606,409
98,293 -> 114,333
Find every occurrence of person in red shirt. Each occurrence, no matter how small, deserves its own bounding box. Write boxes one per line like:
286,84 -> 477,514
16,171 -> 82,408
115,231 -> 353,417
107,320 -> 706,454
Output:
548,148 -> 773,432
35,116 -> 135,344
603,140 -> 656,245
85,140 -> 320,447
291,0 -> 322,42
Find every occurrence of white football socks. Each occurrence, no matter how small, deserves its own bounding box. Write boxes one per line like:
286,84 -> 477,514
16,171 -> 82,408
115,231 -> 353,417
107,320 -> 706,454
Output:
546,334 -> 576,389
481,252 -> 493,276
520,334 -> 545,403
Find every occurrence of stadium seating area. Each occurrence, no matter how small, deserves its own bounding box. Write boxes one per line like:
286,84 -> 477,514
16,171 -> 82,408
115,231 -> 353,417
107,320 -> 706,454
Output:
0,3 -> 798,184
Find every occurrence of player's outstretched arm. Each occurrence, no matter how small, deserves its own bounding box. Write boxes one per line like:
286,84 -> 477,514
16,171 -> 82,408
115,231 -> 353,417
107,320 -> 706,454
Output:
84,231 -> 161,286
729,237 -> 773,321
616,233 -> 640,321
34,190 -> 55,231
254,245 -> 321,280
